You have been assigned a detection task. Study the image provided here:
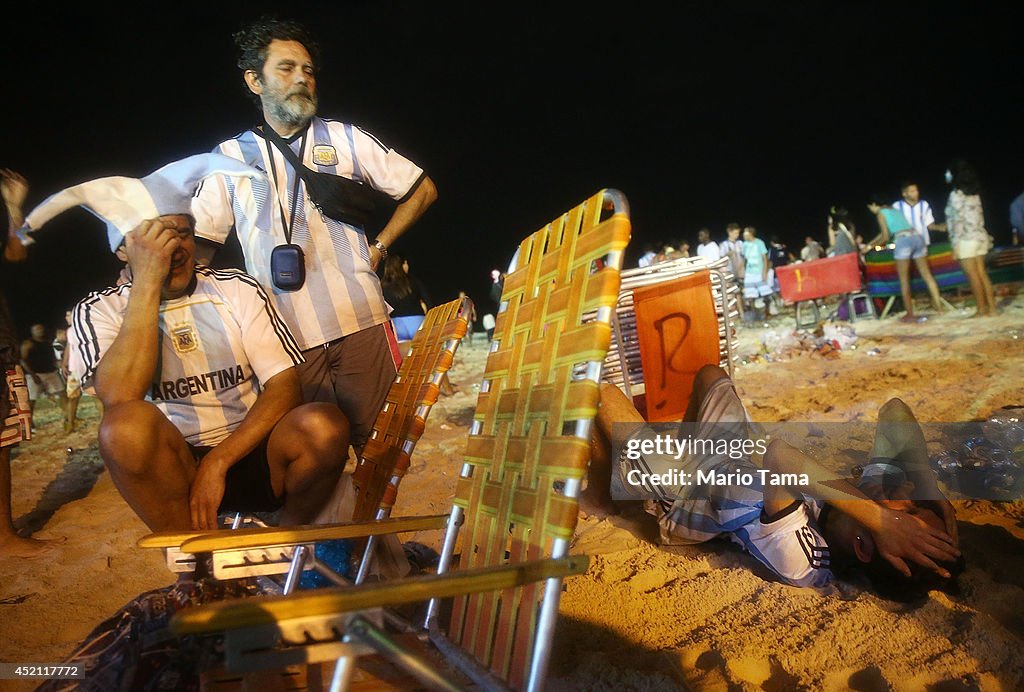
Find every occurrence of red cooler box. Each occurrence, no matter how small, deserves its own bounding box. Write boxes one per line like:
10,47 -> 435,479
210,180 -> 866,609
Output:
776,253 -> 862,303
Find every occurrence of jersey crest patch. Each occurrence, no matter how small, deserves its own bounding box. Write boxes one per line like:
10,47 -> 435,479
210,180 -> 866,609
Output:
171,324 -> 199,354
312,145 -> 339,166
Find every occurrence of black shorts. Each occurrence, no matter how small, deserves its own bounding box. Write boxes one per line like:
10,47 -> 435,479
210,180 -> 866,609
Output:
190,435 -> 284,513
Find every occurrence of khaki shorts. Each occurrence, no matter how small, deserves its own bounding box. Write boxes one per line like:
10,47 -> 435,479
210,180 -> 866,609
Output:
953,236 -> 992,260
296,323 -> 401,449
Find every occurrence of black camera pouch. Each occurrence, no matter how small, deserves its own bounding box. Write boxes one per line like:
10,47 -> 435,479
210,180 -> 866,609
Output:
271,244 -> 306,291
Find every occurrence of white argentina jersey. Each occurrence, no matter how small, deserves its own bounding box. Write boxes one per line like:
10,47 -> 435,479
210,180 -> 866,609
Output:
193,116 -> 426,350
69,267 -> 303,446
893,199 -> 935,246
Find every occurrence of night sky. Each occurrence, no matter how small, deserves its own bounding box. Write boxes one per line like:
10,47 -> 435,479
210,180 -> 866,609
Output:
2,1 -> 1021,335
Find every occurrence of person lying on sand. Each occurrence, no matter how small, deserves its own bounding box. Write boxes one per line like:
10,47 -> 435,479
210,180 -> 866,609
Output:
23,155 -> 351,534
582,365 -> 963,600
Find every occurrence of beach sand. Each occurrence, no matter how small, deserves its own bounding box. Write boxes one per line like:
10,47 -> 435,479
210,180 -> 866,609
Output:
1,291 -> 1022,691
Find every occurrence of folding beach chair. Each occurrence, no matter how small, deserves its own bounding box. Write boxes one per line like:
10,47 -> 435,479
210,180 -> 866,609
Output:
170,188 -> 631,691
138,296 -> 472,586
601,255 -> 738,417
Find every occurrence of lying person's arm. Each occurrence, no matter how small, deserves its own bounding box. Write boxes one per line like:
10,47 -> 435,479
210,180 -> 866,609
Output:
763,439 -> 959,578
866,211 -> 891,249
866,398 -> 958,543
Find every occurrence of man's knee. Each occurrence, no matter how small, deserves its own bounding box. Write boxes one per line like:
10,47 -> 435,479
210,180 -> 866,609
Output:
693,364 -> 729,393
283,403 -> 350,463
98,401 -> 168,474
879,397 -> 915,423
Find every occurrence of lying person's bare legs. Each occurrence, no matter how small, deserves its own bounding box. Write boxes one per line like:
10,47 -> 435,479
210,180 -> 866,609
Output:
581,365 -> 731,517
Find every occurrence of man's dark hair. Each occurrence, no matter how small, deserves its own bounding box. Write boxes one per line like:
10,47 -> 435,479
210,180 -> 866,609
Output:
868,192 -> 890,207
856,552 -> 966,601
233,17 -> 321,104
948,159 -> 982,196
726,222 -> 741,232
900,180 -> 918,191
825,504 -> 967,603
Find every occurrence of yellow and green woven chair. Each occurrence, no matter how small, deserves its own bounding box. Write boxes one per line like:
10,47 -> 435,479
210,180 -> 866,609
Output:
170,189 -> 631,691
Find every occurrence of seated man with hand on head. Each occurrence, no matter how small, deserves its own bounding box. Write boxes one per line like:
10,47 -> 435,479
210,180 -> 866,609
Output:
584,365 -> 963,600
21,155 -> 350,533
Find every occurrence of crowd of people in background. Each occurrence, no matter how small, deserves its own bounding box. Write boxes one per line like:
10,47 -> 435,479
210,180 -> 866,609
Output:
634,160 -> 1014,322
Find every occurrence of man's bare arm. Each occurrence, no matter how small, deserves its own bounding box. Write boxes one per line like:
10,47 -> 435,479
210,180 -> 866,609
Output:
19,340 -> 39,384
369,175 -> 438,269
2,169 -> 29,263
93,221 -> 179,406
189,368 -> 303,530
764,439 -> 958,577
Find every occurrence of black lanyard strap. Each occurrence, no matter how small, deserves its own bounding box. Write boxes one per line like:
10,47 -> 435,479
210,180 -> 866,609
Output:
263,127 -> 307,245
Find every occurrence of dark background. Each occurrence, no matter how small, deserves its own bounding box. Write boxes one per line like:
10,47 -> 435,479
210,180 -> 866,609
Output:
2,1 -> 1021,336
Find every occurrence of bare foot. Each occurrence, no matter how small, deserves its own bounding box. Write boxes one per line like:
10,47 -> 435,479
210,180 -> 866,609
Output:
0,533 -> 64,558
578,488 -> 620,519
899,314 -> 919,324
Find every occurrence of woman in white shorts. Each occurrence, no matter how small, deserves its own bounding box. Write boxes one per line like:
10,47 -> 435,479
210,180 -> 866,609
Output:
934,160 -> 996,317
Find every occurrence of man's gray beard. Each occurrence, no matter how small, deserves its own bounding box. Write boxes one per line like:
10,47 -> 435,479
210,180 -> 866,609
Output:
268,94 -> 317,130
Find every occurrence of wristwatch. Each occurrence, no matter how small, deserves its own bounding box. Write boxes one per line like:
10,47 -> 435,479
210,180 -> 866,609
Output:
372,239 -> 388,259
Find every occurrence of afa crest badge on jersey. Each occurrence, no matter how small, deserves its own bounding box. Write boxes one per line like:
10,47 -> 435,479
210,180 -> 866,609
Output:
171,324 -> 199,354
312,145 -> 339,166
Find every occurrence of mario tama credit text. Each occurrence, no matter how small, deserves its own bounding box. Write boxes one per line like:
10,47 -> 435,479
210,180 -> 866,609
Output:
609,421 -> 809,498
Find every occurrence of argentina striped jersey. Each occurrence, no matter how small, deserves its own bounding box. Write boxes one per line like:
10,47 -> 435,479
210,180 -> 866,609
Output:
68,267 -> 303,447
893,199 -> 935,245
192,117 -> 426,350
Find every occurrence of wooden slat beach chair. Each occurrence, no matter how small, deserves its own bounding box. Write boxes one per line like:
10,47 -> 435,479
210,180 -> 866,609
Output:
170,188 -> 631,691
138,296 -> 472,587
602,255 -> 738,412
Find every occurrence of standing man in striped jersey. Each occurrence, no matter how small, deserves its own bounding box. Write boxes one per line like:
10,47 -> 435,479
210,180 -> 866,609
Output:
893,181 -> 943,248
193,17 -> 438,451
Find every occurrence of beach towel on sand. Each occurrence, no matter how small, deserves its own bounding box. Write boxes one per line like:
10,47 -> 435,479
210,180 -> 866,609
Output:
37,578 -> 260,692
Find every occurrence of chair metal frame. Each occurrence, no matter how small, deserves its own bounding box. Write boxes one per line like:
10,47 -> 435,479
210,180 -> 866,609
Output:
170,188 -> 632,692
